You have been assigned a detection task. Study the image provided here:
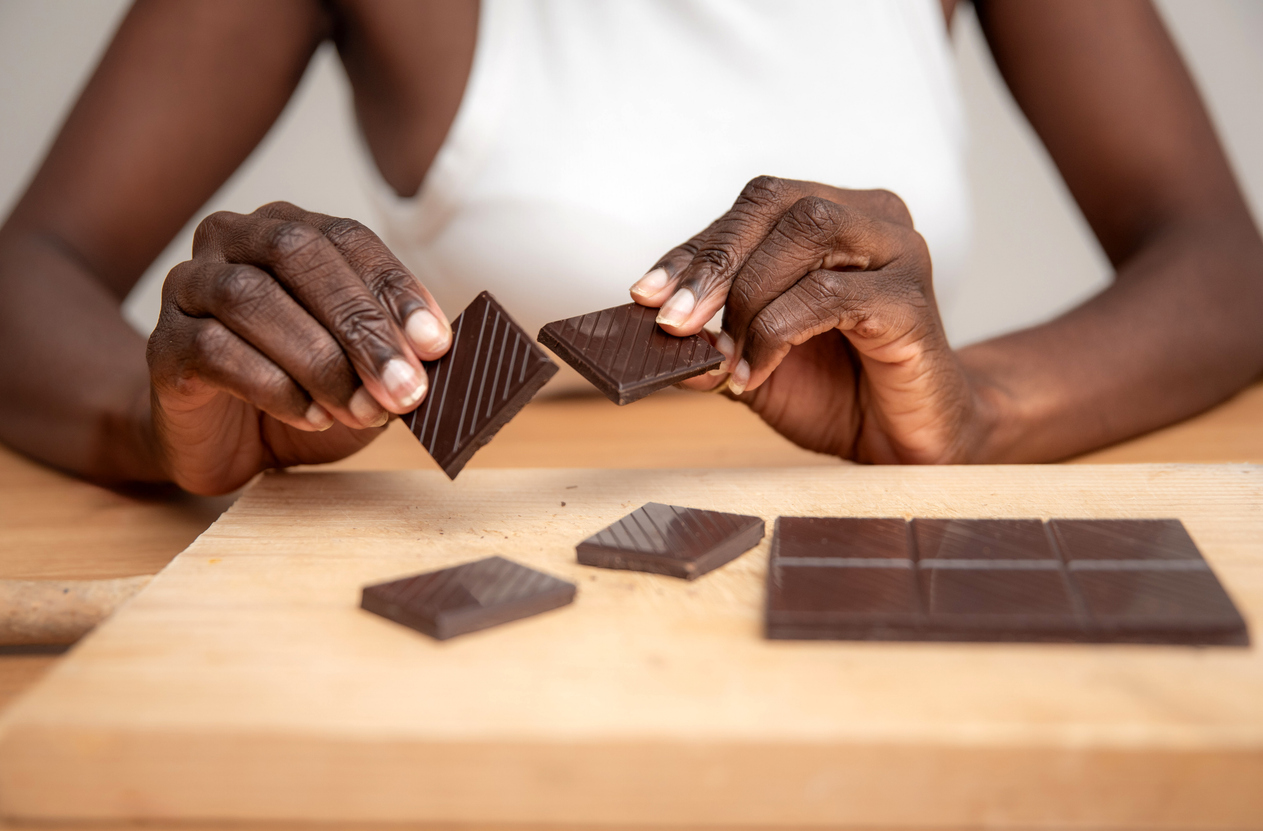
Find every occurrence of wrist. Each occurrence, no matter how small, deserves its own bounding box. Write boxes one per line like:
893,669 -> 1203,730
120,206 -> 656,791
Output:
90,375 -> 169,484
959,363 -> 1027,464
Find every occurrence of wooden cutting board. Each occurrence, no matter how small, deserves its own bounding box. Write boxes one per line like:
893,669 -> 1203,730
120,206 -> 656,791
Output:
2,465 -> 1261,828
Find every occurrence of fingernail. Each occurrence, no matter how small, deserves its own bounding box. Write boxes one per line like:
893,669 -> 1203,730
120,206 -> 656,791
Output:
304,402 -> 334,431
405,309 -> 451,355
656,288 -> 696,327
713,331 -> 735,373
729,359 -> 751,395
631,267 -> 670,298
349,386 -> 390,428
382,358 -> 427,408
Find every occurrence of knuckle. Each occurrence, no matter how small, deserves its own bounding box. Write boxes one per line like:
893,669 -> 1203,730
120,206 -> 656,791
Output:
211,264 -> 267,312
747,308 -> 793,355
870,189 -> 913,225
192,211 -> 238,251
693,245 -> 736,279
188,320 -> 231,365
787,196 -> 842,239
366,265 -> 417,297
306,342 -> 357,396
162,261 -> 195,299
264,221 -> 323,262
254,201 -> 300,219
740,175 -> 790,205
328,295 -> 394,354
322,216 -> 375,250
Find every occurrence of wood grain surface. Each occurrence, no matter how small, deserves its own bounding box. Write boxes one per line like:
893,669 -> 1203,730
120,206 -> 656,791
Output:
1,464 -> 1260,827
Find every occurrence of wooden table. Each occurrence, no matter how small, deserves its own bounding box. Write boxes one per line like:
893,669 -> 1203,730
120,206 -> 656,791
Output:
0,380 -> 1260,827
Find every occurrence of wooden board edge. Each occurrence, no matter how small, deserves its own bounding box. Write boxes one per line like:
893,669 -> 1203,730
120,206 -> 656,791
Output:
2,727 -> 1261,827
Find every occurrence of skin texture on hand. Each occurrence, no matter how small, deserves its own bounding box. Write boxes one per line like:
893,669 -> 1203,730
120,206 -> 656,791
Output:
148,202 -> 452,494
630,178 -> 990,464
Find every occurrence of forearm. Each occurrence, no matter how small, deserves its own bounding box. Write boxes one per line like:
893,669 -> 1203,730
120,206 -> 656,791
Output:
962,213 -> 1263,462
0,228 -> 163,483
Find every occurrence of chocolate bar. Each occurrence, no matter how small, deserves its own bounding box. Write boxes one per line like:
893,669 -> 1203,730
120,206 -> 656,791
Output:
538,303 -> 722,405
361,556 -> 576,640
577,503 -> 765,579
402,292 -> 557,478
765,517 -> 1248,645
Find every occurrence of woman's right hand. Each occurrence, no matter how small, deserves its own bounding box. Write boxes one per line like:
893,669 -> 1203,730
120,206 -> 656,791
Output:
146,202 -> 451,495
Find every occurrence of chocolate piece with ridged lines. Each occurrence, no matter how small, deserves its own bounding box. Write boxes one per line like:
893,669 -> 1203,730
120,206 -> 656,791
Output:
765,517 -> 1249,645
577,503 -> 765,579
361,556 -> 576,640
538,303 -> 723,405
402,291 -> 557,479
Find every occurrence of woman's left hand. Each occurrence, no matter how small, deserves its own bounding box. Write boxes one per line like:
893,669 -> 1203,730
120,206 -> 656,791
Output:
630,176 -> 1000,464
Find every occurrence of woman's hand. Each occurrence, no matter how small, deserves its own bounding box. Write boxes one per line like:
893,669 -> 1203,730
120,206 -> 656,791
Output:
630,177 -> 998,464
147,201 -> 452,494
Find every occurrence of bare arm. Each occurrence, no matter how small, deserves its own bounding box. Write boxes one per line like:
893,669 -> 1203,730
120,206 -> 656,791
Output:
965,0 -> 1263,460
0,0 -> 453,494
0,0 -> 327,479
631,0 -> 1263,464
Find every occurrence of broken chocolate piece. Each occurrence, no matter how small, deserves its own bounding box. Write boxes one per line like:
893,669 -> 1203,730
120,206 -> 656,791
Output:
538,303 -> 723,405
577,503 -> 764,579
766,517 -> 1249,645
402,292 -> 557,479
361,556 -> 576,640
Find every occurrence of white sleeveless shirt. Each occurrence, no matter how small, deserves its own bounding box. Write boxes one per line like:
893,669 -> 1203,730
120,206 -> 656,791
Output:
370,0 -> 970,391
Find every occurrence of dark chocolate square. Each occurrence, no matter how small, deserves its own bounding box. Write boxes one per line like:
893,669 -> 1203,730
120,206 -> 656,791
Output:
402,292 -> 558,479
918,567 -> 1084,640
1071,569 -> 1248,644
537,303 -> 723,405
361,556 -> 576,640
914,519 -> 1057,561
765,517 -> 921,640
773,516 -> 910,562
768,566 -> 921,640
1050,518 -> 1201,562
576,503 -> 764,580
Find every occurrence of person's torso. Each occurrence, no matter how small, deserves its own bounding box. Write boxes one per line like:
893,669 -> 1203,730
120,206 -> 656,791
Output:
336,0 -> 971,390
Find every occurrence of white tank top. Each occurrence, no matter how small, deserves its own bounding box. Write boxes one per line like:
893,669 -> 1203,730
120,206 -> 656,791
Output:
369,0 -> 970,392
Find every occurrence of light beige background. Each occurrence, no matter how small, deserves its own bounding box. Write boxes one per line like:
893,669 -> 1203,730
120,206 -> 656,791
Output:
1,0 -> 1260,347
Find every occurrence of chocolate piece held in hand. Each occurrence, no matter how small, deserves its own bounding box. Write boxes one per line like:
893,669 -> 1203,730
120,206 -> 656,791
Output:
577,502 -> 765,579
538,303 -> 723,404
361,556 -> 576,641
765,517 -> 1248,645
402,291 -> 557,479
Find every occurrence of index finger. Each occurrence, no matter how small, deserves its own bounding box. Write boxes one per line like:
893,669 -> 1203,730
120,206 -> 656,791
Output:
210,212 -> 429,415
255,202 -> 452,360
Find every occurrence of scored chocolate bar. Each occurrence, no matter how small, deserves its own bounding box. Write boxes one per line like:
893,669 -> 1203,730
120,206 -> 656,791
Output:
402,291 -> 557,479
538,303 -> 722,405
765,517 -> 1248,645
361,556 -> 577,641
577,502 -> 765,579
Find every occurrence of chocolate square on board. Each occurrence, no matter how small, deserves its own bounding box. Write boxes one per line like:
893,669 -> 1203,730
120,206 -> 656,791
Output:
576,503 -> 764,580
765,517 -> 922,640
1052,519 -> 1248,645
1050,518 -> 1202,561
538,303 -> 723,404
913,519 -> 1083,640
401,292 -> 557,479
361,556 -> 576,641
